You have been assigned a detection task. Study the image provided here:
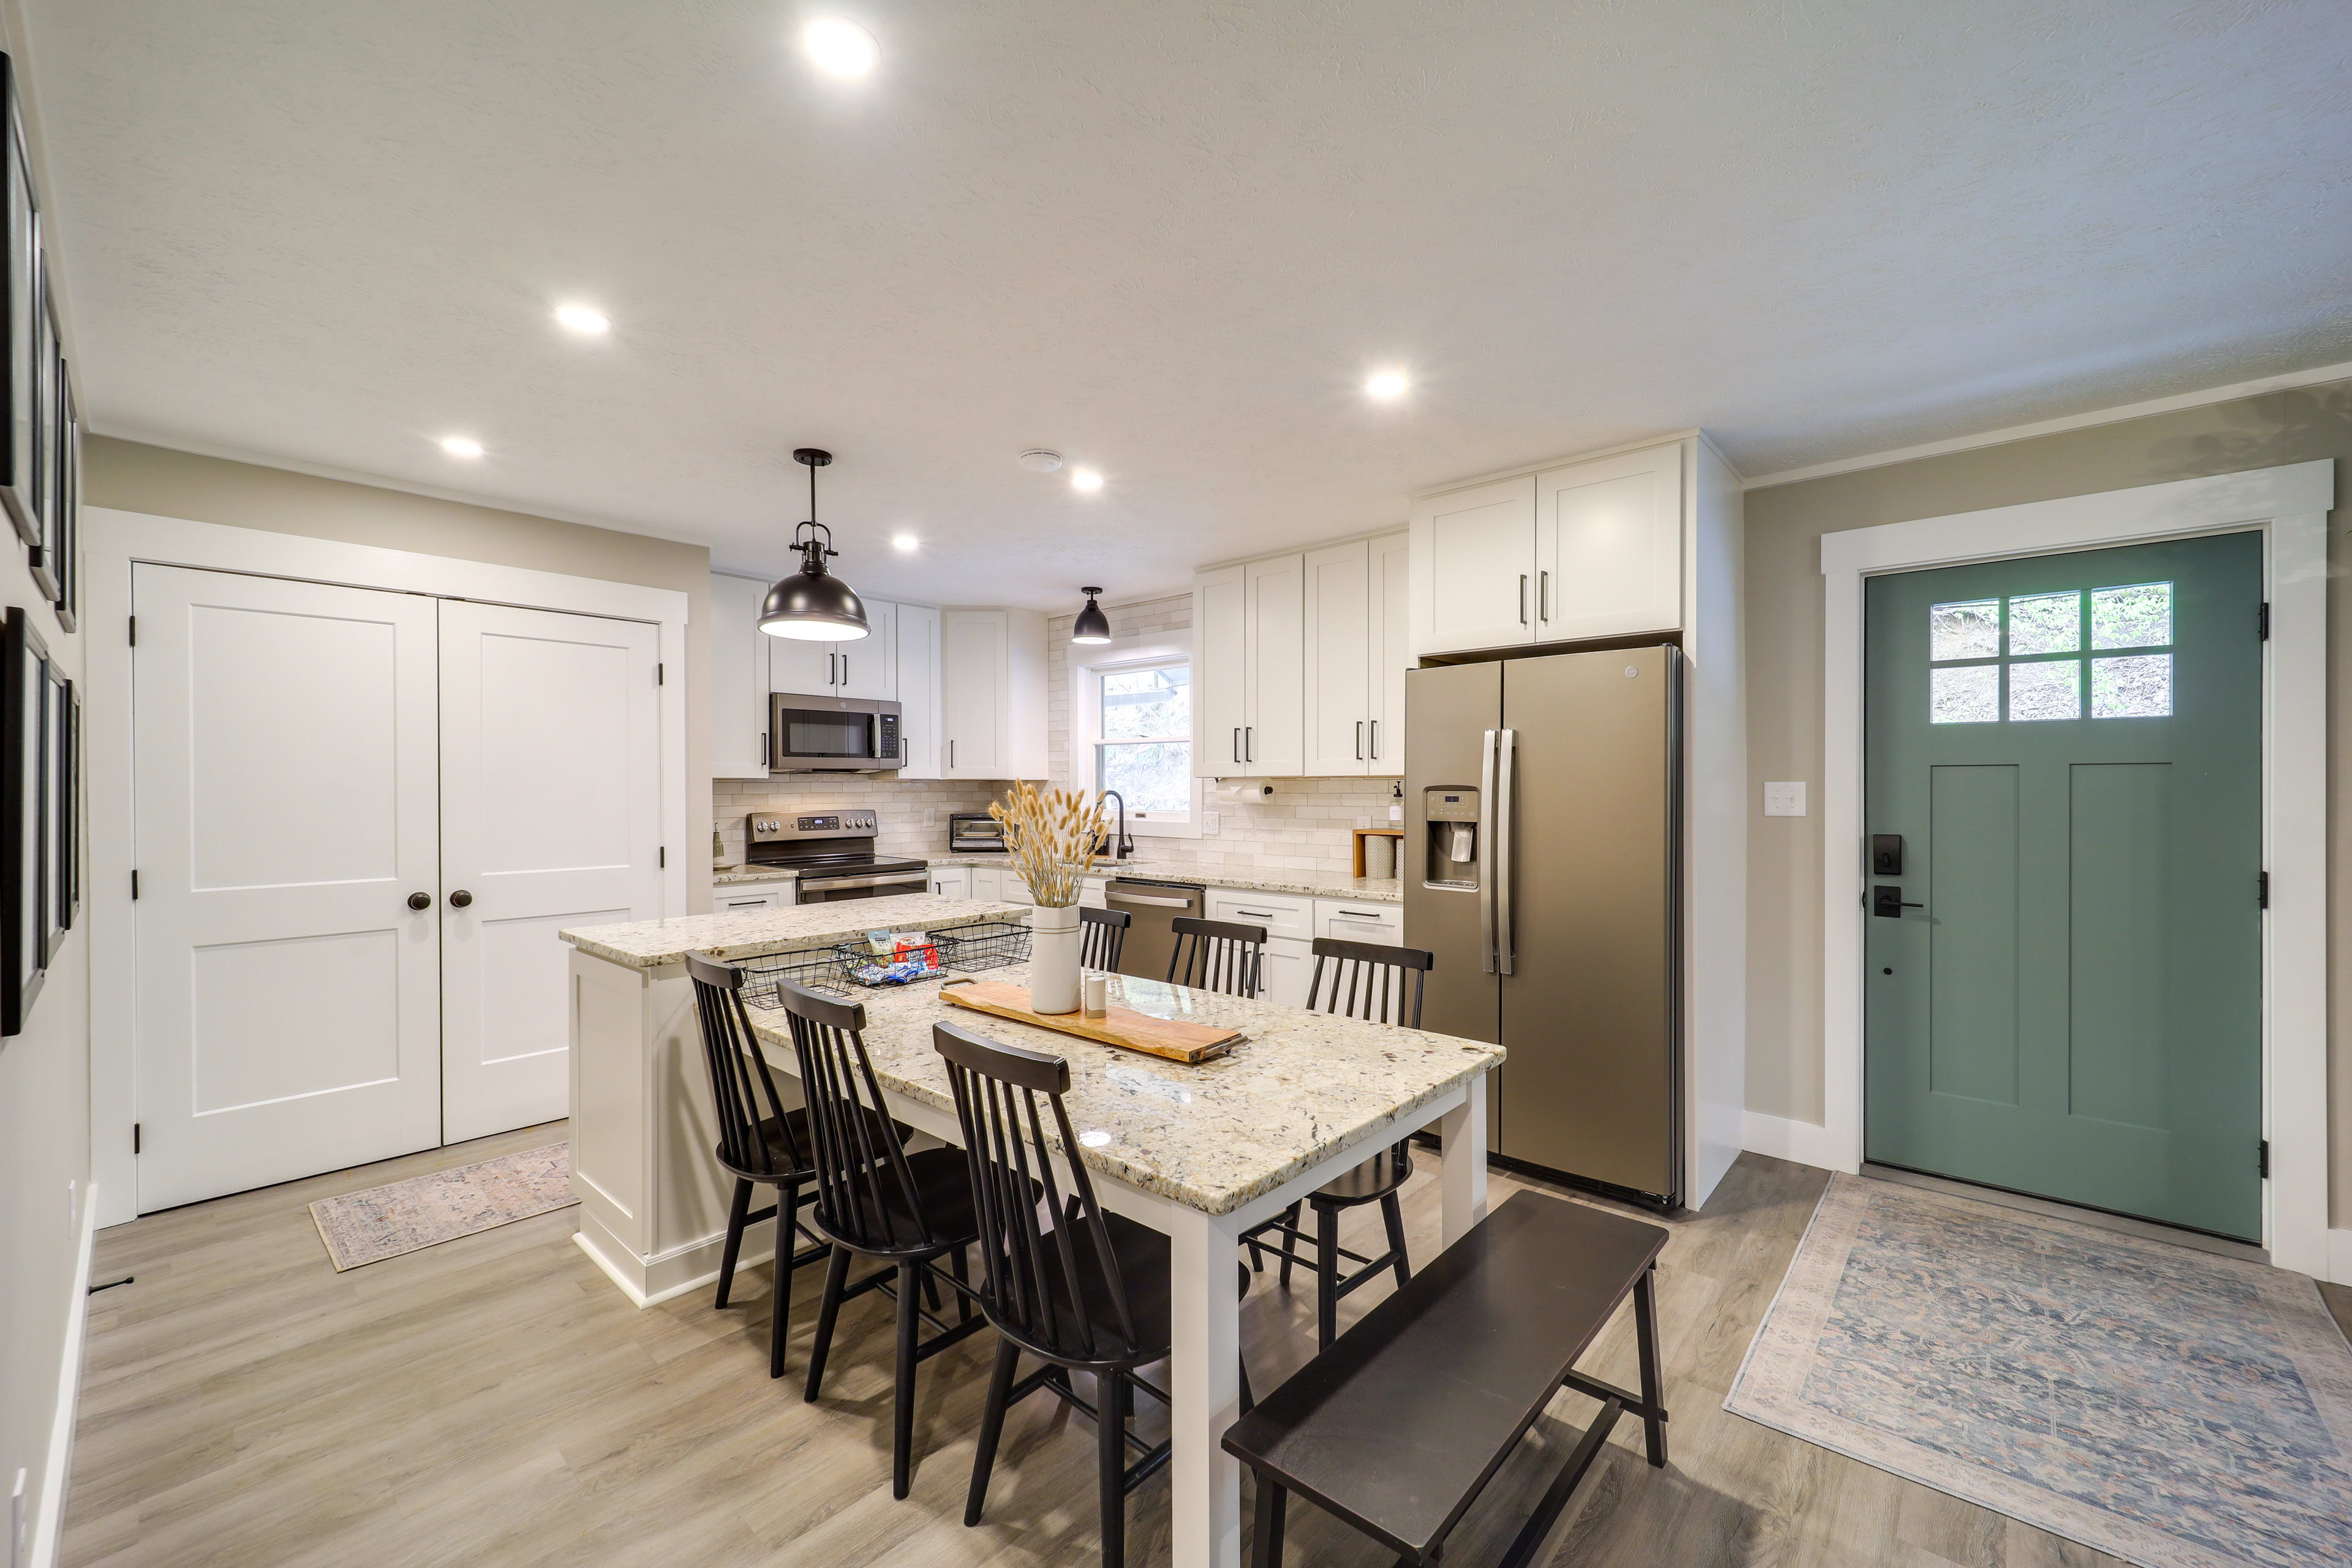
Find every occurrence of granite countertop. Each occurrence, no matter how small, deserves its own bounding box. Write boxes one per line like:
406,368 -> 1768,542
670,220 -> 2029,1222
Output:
744,960 -> 1498,1216
711,865 -> 799,884
923,855 -> 1403,905
560,895 -> 1027,970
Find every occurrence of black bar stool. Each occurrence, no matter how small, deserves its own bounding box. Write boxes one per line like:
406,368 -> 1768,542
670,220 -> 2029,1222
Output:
1079,903 -> 1131,971
1166,915 -> 1266,997
780,979 -> 991,1499
938,1022 -> 1256,1568
1242,938 -> 1436,1348
684,952 -> 834,1379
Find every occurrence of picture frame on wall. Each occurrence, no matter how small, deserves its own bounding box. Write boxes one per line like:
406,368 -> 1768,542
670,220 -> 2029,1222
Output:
42,659 -> 67,957
1,56 -> 36,546
52,371 -> 75,630
24,259 -> 56,600
1,605 -> 48,1034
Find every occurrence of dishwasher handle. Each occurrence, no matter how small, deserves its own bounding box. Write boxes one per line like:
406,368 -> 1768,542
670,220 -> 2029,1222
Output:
1107,889 -> 1194,908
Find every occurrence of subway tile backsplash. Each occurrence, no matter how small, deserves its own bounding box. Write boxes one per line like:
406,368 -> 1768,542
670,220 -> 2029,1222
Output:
709,589 -> 1403,876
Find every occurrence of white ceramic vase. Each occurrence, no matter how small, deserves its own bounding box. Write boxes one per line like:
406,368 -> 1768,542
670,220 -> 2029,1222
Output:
1028,902 -> 1083,1014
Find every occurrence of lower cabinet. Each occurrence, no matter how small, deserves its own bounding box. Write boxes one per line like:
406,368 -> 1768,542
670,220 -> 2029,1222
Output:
1207,888 -> 1313,1007
715,885 -> 791,913
1314,898 -> 1402,946
927,865 -> 970,899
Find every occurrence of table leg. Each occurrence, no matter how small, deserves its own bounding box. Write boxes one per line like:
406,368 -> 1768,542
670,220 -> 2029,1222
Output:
1168,1204 -> 1243,1568
1438,1072 -> 1490,1246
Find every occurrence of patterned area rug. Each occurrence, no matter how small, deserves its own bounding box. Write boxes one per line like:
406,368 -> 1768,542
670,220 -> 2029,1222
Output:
309,1144 -> 576,1271
1727,1174 -> 2352,1568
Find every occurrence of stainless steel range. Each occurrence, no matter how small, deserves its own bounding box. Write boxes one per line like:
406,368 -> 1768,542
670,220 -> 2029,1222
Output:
745,810 -> 928,904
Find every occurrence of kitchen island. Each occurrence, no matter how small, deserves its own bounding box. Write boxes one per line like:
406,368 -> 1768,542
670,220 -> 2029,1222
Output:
737,959 -> 1500,1568
558,894 -> 1024,1302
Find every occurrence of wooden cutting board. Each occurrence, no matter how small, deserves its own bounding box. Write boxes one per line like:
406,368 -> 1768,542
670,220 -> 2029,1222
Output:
940,978 -> 1244,1065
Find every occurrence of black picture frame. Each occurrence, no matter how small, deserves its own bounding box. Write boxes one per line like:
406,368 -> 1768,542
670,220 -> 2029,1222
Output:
51,371 -> 74,630
24,258 -> 55,600
40,660 -> 66,956
0,56 -> 32,546
1,605 -> 47,1034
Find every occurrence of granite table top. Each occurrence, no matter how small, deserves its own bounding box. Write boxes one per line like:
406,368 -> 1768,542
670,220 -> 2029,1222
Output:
744,960 -> 1500,1216
560,895 -> 1028,970
924,855 -> 1403,905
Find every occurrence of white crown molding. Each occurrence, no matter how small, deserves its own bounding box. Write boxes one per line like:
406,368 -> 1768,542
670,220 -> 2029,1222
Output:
1743,361 -> 2352,491
85,423 -> 717,551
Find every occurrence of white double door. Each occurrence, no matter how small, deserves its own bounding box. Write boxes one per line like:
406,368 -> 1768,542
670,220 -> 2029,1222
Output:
132,566 -> 662,1211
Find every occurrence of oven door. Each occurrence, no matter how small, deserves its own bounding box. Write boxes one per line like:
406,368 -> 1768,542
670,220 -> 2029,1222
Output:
794,867 -> 930,904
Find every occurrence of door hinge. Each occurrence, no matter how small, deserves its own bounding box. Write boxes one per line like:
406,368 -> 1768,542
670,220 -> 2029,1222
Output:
2257,602 -> 2270,641
2258,870 -> 2269,909
2259,1139 -> 2270,1178
127,614 -> 137,646
658,845 -> 666,867
134,1123 -> 141,1155
656,662 -> 665,685
131,869 -> 139,900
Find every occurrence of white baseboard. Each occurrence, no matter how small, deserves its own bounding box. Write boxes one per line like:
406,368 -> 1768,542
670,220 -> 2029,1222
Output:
573,1213 -> 780,1310
1741,1110 -> 1855,1175
31,1180 -> 99,1568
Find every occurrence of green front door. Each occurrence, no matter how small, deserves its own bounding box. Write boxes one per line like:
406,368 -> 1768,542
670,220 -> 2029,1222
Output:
1863,532 -> 2264,1241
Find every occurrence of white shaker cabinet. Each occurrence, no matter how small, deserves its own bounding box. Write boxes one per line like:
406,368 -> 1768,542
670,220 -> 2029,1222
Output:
1193,565 -> 1247,777
767,598 -> 897,701
941,608 -> 1047,779
1300,531 -> 1410,777
895,602 -> 940,778
1409,440 -> 1687,658
766,631 -> 834,697
1190,554 -> 1305,778
709,572 -> 772,778
927,865 -> 970,899
1535,443 -> 1683,643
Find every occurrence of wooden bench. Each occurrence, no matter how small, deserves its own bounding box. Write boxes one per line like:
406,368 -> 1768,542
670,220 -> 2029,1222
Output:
1221,1192 -> 1670,1567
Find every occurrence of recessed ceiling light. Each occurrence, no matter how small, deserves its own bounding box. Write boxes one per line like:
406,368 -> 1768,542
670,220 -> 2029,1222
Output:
804,17 -> 878,77
1069,469 -> 1104,492
892,534 -> 918,552
554,304 -> 609,334
1366,371 -> 1410,399
440,435 -> 484,458
1019,449 -> 1064,473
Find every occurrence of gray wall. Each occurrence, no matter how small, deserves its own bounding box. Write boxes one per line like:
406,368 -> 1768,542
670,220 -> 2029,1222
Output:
1742,376 -> 2352,1219
83,436 -> 716,915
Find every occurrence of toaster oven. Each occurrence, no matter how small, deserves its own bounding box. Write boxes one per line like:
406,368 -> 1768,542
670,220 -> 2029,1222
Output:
946,812 -> 1008,853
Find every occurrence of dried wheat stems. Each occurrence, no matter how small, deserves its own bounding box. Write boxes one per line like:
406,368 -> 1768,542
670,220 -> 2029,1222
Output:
988,782 -> 1109,908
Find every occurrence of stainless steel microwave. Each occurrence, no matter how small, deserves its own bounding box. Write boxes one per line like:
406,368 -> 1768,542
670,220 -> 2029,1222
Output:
768,693 -> 902,772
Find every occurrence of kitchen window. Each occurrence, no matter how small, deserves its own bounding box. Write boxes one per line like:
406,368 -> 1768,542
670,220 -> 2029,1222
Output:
1095,660 -> 1193,828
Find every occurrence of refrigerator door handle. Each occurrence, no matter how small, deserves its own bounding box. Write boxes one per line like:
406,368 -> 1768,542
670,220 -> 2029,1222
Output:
1496,727 -> 1517,975
1479,728 -> 1499,973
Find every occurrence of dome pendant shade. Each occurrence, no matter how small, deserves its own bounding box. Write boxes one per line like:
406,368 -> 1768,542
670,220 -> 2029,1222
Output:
1071,587 -> 1112,644
758,448 -> 871,640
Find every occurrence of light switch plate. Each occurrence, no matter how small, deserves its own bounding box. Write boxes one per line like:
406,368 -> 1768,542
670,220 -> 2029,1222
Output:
1763,782 -> 1807,817
1204,812 -> 1219,835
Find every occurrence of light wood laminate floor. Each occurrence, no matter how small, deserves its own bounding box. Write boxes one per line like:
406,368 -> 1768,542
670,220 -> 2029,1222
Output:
75,1128 -> 2336,1567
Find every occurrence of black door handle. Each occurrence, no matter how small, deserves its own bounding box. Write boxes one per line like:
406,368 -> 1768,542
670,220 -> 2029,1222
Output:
449,889 -> 473,908
1871,885 -> 1923,919
407,892 -> 431,911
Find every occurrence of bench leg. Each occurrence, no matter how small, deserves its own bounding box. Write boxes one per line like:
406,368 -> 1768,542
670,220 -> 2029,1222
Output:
1633,1264 -> 1668,1468
1250,1477 -> 1286,1568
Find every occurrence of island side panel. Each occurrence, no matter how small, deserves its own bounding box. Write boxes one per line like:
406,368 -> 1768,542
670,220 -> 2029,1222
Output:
571,945 -> 650,1292
647,958 -> 766,1302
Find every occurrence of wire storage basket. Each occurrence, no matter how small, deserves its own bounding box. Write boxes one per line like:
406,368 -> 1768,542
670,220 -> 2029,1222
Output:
736,947 -> 853,1007
931,921 -> 1031,973
735,921 -> 1035,1004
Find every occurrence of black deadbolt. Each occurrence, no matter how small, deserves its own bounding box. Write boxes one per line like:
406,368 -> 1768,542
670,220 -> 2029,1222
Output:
1871,834 -> 1904,876
449,889 -> 473,908
407,892 -> 431,911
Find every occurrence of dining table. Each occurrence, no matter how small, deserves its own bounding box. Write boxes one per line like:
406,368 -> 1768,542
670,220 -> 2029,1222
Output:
742,957 -> 1504,1568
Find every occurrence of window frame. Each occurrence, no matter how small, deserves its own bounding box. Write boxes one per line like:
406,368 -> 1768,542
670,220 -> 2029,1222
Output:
1071,631 -> 1202,839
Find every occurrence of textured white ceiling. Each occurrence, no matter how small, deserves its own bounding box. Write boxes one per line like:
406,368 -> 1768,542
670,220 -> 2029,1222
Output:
23,1 -> 2352,606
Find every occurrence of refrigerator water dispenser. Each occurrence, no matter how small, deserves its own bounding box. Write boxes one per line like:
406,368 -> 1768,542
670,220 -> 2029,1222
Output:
1422,787 -> 1481,889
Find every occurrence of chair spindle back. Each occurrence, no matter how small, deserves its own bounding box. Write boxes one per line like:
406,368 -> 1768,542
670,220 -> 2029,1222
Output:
1078,904 -> 1131,971
1304,937 -> 1434,1029
687,952 -> 804,1176
1167,916 -> 1267,998
777,979 -> 935,1253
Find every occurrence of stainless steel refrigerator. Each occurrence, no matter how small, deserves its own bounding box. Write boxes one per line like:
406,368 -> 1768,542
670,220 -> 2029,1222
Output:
1404,646 -> 1683,1206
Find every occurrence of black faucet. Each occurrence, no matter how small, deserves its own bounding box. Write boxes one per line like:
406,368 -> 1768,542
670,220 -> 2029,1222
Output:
1099,790 -> 1135,861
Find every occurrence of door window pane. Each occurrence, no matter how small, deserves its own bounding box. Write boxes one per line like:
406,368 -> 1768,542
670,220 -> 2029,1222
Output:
2092,582 -> 2172,649
2006,591 -> 2081,655
1929,599 -> 1999,661
1098,741 -> 1190,811
2008,660 -> 2081,722
1930,665 -> 1998,724
2092,654 -> 2172,718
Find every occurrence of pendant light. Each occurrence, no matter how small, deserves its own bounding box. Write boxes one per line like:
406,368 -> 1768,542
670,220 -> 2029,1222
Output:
760,448 -> 870,641
1071,587 -> 1112,644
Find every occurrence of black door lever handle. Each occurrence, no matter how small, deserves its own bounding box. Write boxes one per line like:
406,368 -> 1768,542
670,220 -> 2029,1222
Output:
1871,885 -> 1924,918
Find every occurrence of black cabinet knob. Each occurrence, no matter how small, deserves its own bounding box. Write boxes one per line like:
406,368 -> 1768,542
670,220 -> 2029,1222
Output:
450,889 -> 473,908
407,892 -> 431,911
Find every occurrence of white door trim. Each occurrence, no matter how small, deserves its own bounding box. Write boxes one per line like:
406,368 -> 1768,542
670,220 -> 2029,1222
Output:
1815,459 -> 2333,1276
88,505 -> 692,1228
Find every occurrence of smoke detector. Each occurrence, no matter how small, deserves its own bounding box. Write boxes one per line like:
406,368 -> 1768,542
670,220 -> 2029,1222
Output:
1018,449 -> 1064,473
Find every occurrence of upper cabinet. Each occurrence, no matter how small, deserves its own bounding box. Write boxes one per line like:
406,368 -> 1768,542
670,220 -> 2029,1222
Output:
940,608 -> 1047,780
1409,440 -> 1684,657
767,598 -> 894,701
894,603 -> 940,779
1196,530 -> 1406,779
709,573 -> 772,778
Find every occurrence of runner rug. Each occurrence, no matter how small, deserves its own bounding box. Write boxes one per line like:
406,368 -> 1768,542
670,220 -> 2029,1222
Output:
309,1143 -> 575,1271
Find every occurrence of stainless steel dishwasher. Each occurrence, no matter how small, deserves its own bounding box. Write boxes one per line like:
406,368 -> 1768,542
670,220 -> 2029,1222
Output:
1102,878 -> 1205,981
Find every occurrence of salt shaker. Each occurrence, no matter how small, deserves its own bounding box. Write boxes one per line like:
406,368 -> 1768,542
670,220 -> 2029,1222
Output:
1082,973 -> 1108,1019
